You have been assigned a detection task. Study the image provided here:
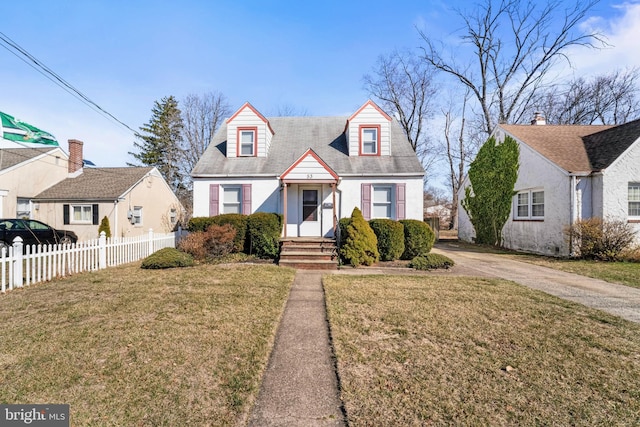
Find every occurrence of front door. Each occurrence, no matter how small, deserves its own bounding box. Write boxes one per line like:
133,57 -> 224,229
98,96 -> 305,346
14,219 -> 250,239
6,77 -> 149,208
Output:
299,186 -> 322,236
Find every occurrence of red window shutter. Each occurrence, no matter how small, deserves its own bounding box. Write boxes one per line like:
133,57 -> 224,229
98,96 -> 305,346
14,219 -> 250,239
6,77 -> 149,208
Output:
361,183 -> 371,220
209,184 -> 219,216
396,183 -> 406,220
242,184 -> 252,215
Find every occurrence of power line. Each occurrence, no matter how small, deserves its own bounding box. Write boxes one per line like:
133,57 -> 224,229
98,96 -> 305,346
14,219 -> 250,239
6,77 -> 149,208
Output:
0,31 -> 137,134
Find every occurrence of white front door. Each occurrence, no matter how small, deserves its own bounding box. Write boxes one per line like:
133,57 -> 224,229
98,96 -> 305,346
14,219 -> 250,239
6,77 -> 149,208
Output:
299,186 -> 322,236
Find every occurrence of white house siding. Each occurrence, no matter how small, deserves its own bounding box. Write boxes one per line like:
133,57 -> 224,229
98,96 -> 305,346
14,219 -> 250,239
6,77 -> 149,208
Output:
600,140 -> 640,243
346,104 -> 391,156
283,155 -> 336,180
192,177 -> 280,218
225,107 -> 271,158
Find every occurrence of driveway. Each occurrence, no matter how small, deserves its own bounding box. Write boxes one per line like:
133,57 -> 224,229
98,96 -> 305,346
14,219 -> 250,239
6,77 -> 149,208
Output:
431,241 -> 640,323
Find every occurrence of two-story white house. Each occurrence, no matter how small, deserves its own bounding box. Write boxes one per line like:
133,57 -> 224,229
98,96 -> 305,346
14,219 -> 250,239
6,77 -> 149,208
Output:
191,100 -> 425,238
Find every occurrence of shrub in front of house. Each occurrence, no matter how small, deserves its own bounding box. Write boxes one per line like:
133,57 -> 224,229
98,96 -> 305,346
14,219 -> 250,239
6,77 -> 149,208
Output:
409,253 -> 455,270
566,217 -> 637,261
369,218 -> 405,261
98,216 -> 111,238
338,217 -> 352,248
400,219 -> 436,259
187,216 -> 218,232
246,212 -> 282,259
340,207 -> 379,267
141,247 -> 194,269
178,224 -> 236,261
211,213 -> 248,253
178,231 -> 209,260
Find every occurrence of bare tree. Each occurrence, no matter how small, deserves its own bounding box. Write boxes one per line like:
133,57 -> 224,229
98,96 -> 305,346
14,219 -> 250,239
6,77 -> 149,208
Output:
419,0 -> 605,135
363,49 -> 438,182
537,68 -> 640,125
271,104 -> 309,116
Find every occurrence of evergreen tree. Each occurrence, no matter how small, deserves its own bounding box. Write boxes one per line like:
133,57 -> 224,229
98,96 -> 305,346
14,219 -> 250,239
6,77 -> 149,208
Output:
129,96 -> 184,193
462,135 -> 519,246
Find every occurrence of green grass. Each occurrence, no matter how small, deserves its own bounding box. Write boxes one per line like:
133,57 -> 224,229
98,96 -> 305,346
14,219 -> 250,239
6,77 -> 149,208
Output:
0,263 -> 295,426
324,274 -> 640,426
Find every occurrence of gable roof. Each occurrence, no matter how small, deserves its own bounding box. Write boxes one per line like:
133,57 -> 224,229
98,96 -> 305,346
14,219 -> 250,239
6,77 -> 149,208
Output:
33,167 -> 155,201
582,118 -> 640,170
192,116 -> 424,178
500,124 -> 616,173
0,147 -> 59,172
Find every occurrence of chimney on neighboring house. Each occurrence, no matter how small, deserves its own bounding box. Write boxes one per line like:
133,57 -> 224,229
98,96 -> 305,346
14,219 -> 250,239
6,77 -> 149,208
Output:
531,112 -> 546,125
68,139 -> 84,175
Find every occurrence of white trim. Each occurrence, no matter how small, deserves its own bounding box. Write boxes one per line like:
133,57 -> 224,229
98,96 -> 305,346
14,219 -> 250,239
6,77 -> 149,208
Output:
629,182 -> 640,219
514,188 -> 545,220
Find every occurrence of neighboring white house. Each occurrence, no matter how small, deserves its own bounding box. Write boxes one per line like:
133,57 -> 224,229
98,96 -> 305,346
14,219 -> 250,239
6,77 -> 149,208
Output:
191,100 -> 425,238
458,117 -> 640,256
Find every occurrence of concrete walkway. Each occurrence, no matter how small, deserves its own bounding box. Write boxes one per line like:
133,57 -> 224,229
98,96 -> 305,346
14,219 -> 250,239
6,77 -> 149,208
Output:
248,270 -> 345,427
433,242 -> 640,323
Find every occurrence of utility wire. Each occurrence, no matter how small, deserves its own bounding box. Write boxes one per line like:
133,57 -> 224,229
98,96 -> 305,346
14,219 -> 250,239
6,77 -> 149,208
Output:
0,31 -> 137,134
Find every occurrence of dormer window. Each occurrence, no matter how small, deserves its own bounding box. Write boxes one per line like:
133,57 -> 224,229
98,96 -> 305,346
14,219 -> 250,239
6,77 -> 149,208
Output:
360,125 -> 380,155
238,127 -> 257,156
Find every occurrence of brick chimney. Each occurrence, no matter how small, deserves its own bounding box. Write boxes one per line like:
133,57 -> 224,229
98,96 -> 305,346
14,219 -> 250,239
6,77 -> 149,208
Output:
68,139 -> 84,175
531,112 -> 546,125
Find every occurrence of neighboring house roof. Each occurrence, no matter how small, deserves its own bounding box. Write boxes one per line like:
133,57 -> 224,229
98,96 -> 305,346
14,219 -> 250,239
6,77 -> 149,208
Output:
192,116 -> 424,177
33,167 -> 155,201
583,118 -> 640,170
0,147 -> 58,172
500,124 -> 613,173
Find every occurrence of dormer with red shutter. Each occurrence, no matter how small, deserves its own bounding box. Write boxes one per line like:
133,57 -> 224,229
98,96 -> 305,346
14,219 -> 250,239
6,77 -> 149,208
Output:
226,102 -> 275,158
345,100 -> 392,157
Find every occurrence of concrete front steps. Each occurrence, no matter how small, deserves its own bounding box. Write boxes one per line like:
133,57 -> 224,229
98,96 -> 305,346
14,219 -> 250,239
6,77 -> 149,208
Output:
278,238 -> 338,270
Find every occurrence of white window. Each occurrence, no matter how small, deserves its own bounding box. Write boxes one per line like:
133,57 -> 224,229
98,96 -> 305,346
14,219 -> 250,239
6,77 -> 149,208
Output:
132,206 -> 143,225
361,127 -> 378,155
16,198 -> 31,219
223,186 -> 242,214
514,189 -> 544,220
630,183 -> 640,217
72,205 -> 93,224
239,128 -> 255,156
372,185 -> 392,219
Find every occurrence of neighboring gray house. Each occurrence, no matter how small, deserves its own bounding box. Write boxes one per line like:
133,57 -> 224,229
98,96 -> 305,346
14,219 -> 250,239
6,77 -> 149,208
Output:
458,117 -> 640,256
192,100 -> 425,238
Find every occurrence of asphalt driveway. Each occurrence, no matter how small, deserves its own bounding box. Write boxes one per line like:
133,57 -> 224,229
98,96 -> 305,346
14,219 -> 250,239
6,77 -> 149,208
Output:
431,241 -> 640,323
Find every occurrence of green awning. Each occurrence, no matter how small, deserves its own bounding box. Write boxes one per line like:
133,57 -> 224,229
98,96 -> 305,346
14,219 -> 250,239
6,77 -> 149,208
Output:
0,111 -> 58,146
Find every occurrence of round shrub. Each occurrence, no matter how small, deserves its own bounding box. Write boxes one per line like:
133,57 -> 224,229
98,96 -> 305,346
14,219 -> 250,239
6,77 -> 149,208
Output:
369,218 -> 405,261
400,219 -> 436,259
340,207 -> 379,267
409,253 -> 454,270
187,216 -> 217,232
211,213 -> 248,253
246,212 -> 282,259
141,247 -> 194,269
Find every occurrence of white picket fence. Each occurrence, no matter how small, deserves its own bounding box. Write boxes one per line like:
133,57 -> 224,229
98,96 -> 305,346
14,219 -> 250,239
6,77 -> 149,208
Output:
1,228 -> 187,293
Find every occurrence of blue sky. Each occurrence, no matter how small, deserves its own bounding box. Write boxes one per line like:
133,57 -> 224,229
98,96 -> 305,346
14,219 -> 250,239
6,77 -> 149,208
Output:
1,0 -> 639,187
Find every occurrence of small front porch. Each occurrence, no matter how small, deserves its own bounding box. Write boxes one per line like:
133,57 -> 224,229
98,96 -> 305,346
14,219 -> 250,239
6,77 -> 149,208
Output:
278,237 -> 338,270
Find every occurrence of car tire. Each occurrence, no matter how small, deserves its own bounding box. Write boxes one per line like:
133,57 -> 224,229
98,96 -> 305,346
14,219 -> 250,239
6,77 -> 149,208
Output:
59,236 -> 73,245
0,240 -> 8,255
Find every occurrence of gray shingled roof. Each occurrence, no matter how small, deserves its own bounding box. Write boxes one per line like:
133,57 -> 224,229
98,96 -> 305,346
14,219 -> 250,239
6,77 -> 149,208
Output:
33,167 -> 154,201
583,118 -> 640,170
191,116 -> 424,178
0,147 -> 58,172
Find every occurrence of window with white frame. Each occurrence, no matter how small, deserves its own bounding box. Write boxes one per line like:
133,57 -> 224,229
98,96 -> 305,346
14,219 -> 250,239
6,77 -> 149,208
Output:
238,128 -> 256,156
629,183 -> 640,217
72,205 -> 93,223
514,189 -> 544,219
132,206 -> 143,225
372,185 -> 392,218
361,127 -> 378,155
223,186 -> 242,214
16,198 -> 31,219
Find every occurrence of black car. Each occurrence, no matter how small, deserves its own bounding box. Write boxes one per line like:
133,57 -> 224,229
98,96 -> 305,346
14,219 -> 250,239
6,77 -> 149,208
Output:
0,219 -> 78,252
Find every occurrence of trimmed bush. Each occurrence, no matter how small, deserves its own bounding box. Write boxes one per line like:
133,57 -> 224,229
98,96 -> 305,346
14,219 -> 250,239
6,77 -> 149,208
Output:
338,217 -> 352,249
566,217 -> 637,261
211,214 -> 248,253
178,224 -> 236,261
369,219 -> 405,261
340,207 -> 379,267
178,231 -> 209,260
409,253 -> 455,270
246,212 -> 282,259
98,216 -> 111,238
141,247 -> 194,269
400,219 -> 436,259
187,216 -> 217,232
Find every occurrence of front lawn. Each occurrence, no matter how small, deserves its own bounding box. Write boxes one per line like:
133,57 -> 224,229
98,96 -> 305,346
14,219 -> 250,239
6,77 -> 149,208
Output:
0,263 -> 295,426
324,274 -> 640,426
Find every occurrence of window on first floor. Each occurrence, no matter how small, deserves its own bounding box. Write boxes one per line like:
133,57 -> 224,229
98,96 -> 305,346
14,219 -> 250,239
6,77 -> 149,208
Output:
372,185 -> 392,219
630,182 -> 640,217
132,206 -> 143,225
209,184 -> 251,216
514,189 -> 544,220
64,204 -> 99,225
16,198 -> 31,219
222,186 -> 242,214
361,183 -> 405,221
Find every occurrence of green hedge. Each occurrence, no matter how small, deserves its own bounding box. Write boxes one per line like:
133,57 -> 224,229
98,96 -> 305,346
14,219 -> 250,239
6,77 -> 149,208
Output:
141,247 -> 194,269
409,253 -> 454,270
211,214 -> 248,253
340,208 -> 379,267
369,219 -> 405,261
187,216 -> 217,232
400,219 -> 436,259
246,212 -> 282,259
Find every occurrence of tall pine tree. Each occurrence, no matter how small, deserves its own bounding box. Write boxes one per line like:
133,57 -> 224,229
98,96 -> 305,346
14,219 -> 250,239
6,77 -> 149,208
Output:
129,96 -> 184,194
